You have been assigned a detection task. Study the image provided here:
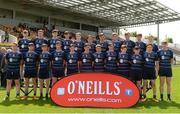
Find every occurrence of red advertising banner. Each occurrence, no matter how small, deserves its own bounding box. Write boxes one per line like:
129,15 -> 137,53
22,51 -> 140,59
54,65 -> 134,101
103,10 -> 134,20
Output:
50,73 -> 140,108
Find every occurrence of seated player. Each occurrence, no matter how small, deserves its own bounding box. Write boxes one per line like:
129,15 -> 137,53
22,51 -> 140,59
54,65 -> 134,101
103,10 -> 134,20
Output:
51,41 -> 65,86
142,44 -> 159,102
117,45 -> 130,78
158,41 -> 173,101
93,44 -> 106,72
105,42 -> 118,74
4,43 -> 23,101
22,43 -> 39,100
39,43 -> 52,100
80,43 -> 93,72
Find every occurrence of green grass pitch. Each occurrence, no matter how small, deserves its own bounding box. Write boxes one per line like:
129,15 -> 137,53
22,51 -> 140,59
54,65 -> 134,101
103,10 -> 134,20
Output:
0,66 -> 180,113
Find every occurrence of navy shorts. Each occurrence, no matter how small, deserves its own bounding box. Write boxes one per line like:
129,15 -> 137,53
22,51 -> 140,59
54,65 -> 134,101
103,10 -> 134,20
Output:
130,69 -> 143,81
39,68 -> 50,79
159,68 -> 172,77
143,68 -> 156,80
105,69 -> 117,74
67,69 -> 78,75
24,69 -> 37,78
52,68 -> 64,77
6,70 -> 20,80
117,70 -> 129,78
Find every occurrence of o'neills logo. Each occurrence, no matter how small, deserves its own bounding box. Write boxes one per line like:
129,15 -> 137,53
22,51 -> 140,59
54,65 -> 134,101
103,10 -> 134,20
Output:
50,73 -> 139,108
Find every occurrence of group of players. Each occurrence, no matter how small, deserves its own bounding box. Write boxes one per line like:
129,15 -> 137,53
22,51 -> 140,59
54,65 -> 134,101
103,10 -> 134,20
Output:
4,28 -> 173,103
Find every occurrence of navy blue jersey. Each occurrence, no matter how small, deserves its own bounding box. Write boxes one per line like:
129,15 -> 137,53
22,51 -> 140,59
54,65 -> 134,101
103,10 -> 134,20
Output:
152,43 -> 159,52
66,52 -> 79,70
34,38 -> 48,55
51,50 -> 65,69
74,40 -> 84,54
135,41 -> 146,55
18,38 -> 30,54
105,51 -> 118,70
112,40 -> 122,54
89,43 -> 96,53
117,53 -> 130,71
97,41 -> 108,53
80,52 -> 93,72
93,52 -> 105,71
23,51 -> 38,70
39,52 -> 51,69
144,51 -> 158,68
49,38 -> 61,53
131,54 -> 144,70
123,40 -> 135,55
5,52 -> 22,70
62,39 -> 73,53
158,49 -> 173,69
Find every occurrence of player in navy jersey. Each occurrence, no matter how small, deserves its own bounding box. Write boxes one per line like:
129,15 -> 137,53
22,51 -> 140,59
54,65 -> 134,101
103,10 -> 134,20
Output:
34,29 -> 48,55
51,41 -> 65,86
117,45 -> 130,78
105,42 -> 118,74
130,46 -> 144,96
80,43 -> 93,72
93,44 -> 106,72
74,32 -> 84,56
135,34 -> 146,55
158,41 -> 173,101
4,43 -> 23,101
123,33 -> 135,55
86,35 -> 96,53
62,31 -> 72,53
22,43 -> 38,100
97,33 -> 108,54
39,43 -> 52,99
147,36 -> 159,52
66,44 -> 80,75
142,44 -> 159,102
111,32 -> 122,54
49,29 -> 61,53
18,30 -> 30,55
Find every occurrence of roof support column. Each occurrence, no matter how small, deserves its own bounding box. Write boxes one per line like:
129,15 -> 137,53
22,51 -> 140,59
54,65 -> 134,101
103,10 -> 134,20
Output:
157,22 -> 160,45
48,16 -> 51,29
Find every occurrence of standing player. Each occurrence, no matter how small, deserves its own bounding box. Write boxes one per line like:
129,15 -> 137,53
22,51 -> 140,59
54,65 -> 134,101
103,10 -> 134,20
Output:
123,33 -> 135,55
111,32 -> 122,54
74,32 -> 84,56
34,29 -> 48,55
4,43 -> 23,100
117,45 -> 130,78
158,41 -> 173,101
86,35 -> 96,53
62,31 -> 72,53
66,44 -> 80,75
80,43 -> 93,72
39,43 -> 51,99
51,41 -> 65,86
93,44 -> 106,72
97,33 -> 108,54
147,36 -> 159,52
22,43 -> 38,100
142,44 -> 159,102
49,29 -> 61,53
105,42 -> 118,74
135,34 -> 146,55
18,30 -> 30,56
130,46 -> 144,97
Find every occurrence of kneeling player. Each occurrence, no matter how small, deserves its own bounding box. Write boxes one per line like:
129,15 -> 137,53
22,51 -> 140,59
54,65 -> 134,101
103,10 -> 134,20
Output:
4,43 -> 23,100
51,41 -> 65,86
66,44 -> 80,75
22,43 -> 38,100
158,41 -> 173,101
93,44 -> 106,72
80,43 -> 93,72
142,44 -> 159,102
130,46 -> 144,98
39,43 -> 51,99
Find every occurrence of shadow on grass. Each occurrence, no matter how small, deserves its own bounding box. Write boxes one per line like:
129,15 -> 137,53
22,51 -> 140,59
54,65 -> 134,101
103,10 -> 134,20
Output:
133,98 -> 180,109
